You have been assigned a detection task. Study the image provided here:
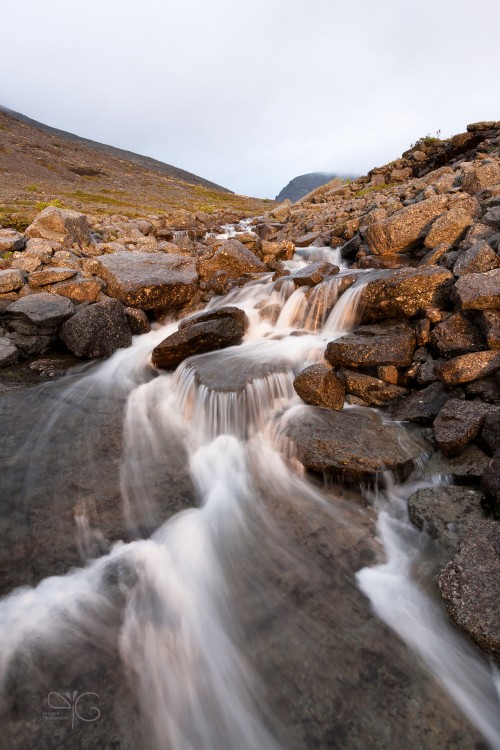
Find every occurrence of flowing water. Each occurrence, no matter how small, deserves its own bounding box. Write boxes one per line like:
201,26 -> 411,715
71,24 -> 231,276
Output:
0,229 -> 499,750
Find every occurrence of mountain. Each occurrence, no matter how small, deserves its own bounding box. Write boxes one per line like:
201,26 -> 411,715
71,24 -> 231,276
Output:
0,106 -> 272,227
275,172 -> 357,203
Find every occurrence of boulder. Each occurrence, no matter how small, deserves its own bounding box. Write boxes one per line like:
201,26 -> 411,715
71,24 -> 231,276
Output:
50,277 -> 103,303
293,364 -> 345,410
6,331 -> 54,356
292,262 -> 339,287
0,269 -> 25,294
60,299 -> 132,359
475,310 -> 500,349
483,205 -> 500,228
481,451 -> 500,508
25,207 -> 91,246
198,239 -> 266,282
423,444 -> 491,482
423,207 -> 475,249
408,486 -> 486,552
436,350 -> 500,385
461,160 -> 500,194
325,322 -> 416,369
478,410 -> 500,456
454,268 -> 500,310
28,267 -> 78,287
294,231 -> 321,247
124,307 -> 151,335
9,255 -> 42,273
365,196 -> 448,254
433,400 -> 490,456
96,251 -> 198,310
430,312 -> 485,358
453,240 -> 499,276
438,520 -> 500,660
0,229 -> 25,253
337,368 -> 408,407
152,307 -> 247,370
6,291 -> 75,330
0,337 -> 19,368
359,267 -> 453,322
390,382 -> 460,423
285,406 -> 425,483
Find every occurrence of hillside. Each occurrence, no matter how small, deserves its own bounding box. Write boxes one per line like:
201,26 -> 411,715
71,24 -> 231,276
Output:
0,107 -> 273,228
275,171 -> 357,203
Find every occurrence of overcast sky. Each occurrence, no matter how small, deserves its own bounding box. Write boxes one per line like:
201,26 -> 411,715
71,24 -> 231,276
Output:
2,0 -> 500,198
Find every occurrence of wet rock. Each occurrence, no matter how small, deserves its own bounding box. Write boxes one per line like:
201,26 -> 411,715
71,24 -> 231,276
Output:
6,331 -> 54,356
454,269 -> 500,310
461,160 -> 500,194
293,364 -> 345,410
390,382 -> 460,423
124,307 -> 151,334
325,321 -> 416,369
25,207 -> 91,246
475,310 -> 500,348
0,229 -> 25,253
430,312 -> 485,358
438,519 -> 500,660
356,254 -> 415,269
423,207 -> 475,249
433,400 -> 490,456
365,196 -> 448,254
6,291 -> 75,330
28,267 -> 78,287
464,376 -> 500,402
96,251 -> 198,310
60,299 -> 132,358
481,451 -> 500,508
291,262 -> 339,287
408,486 -> 486,552
453,241 -> 500,276
152,308 -> 247,369
377,365 -> 399,384
479,409 -> 500,456
0,270 -> 25,294
423,444 -> 491,481
360,267 -> 453,322
258,302 -> 281,324
337,368 -> 408,407
0,337 -> 19,368
198,239 -> 266,282
286,406 -> 425,483
294,231 -> 321,247
50,277 -> 103,303
436,350 -> 500,385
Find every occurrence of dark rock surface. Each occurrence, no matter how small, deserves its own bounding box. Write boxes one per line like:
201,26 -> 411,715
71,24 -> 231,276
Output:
433,400 -> 490,456
6,291 -> 75,328
454,268 -> 500,310
408,485 -> 486,551
390,382 -> 461,423
430,313 -> 485,358
60,299 -> 132,358
326,321 -> 415,368
359,267 -> 453,321
436,350 -> 500,385
293,364 -> 345,410
337,368 -> 408,406
198,239 -> 266,282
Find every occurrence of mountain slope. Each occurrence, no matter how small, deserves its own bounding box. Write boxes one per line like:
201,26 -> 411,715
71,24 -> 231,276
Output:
275,172 -> 357,203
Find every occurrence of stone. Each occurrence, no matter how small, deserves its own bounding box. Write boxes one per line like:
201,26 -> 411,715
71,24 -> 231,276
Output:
475,310 -> 500,348
10,255 -> 41,273
423,207 -> 475,249
337,368 -> 408,407
96,252 -> 198,310
294,231 -> 321,247
433,400 -> 489,456
454,268 -> 500,310
152,307 -> 247,369
461,160 -> 500,194
365,196 -> 448,254
292,262 -> 339,287
0,337 -> 19,368
481,452 -> 500,508
438,520 -> 500,660
6,331 -> 54,355
50,277 -> 103,303
0,229 -> 25,253
325,322 -> 416,369
436,351 -> 500,385
6,291 -> 75,329
28,267 -> 79,287
359,267 -> 453,322
453,241 -> 499,276
198,240 -> 266,282
0,269 -> 25,294
390,382 -> 460,423
423,444 -> 491,481
25,207 -> 91,246
408,486 -> 486,552
483,205 -> 500,228
377,365 -> 399,384
60,299 -> 132,359
285,406 -> 425,483
124,307 -> 151,335
479,411 -> 500,456
430,313 -> 485,358
464,376 -> 500,402
293,364 -> 345,410
418,243 -> 452,267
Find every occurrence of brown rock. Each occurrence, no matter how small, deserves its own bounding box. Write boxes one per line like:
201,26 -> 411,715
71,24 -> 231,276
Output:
430,312 -> 485,358
0,269 -> 25,294
454,268 -> 500,310
326,322 -> 416,368
365,196 -> 448,254
124,307 -> 151,335
475,310 -> 500,348
293,364 -> 345,410
337,368 -> 407,406
408,486 -> 486,552
25,207 -> 91,246
423,207 -> 475,249
436,350 -> 500,385
433,400 -> 489,456
10,255 -> 42,273
453,241 -> 500,276
0,229 -> 25,253
360,267 -> 453,321
292,262 -> 339,287
50,277 -> 103,303
29,267 -> 79,287
198,239 -> 266,282
461,160 -> 500,194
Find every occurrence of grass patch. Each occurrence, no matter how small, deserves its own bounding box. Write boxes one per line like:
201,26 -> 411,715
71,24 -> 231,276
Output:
35,199 -> 64,211
26,184 -> 40,192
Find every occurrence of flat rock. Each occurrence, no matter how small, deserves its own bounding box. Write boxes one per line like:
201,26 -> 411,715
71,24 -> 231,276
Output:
286,406 -> 425,483
430,312 -> 485,358
96,251 -> 198,309
408,485 -> 486,551
198,239 -> 266,282
0,269 -> 25,294
0,229 -> 25,253
292,262 -> 339,287
337,368 -> 408,407
293,364 -> 345,410
433,400 -> 489,456
60,299 -> 132,358
436,350 -> 500,384
0,337 -> 19,368
359,267 -> 453,321
325,321 -> 415,368
453,240 -> 499,276
454,268 -> 500,310
365,196 -> 448,254
390,382 -> 458,423
438,519 -> 500,660
50,277 -> 103,303
28,267 -> 78,287
6,291 -> 75,329
25,207 -> 91,246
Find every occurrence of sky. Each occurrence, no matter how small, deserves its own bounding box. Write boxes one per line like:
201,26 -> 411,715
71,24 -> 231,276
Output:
1,0 -> 500,198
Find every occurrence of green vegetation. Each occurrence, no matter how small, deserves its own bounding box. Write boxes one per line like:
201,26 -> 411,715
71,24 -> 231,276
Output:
26,184 -> 40,192
35,198 -> 64,211
411,130 -> 442,149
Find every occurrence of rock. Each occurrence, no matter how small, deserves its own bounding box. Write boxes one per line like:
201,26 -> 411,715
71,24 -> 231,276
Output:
124,307 -> 151,335
475,310 -> 500,348
359,267 -> 453,321
10,255 -> 41,273
0,229 -> 25,253
198,240 -> 266,282
436,350 -> 500,385
433,400 -> 489,456
453,241 -> 500,276
294,231 -> 321,247
152,308 -> 247,369
423,444 -> 491,481
28,267 -> 79,287
96,251 -> 198,310
454,268 -> 500,310
0,269 -> 25,294
50,277 -> 103,303
60,299 -> 132,358
292,262 -> 339,287
418,243 -> 452,267
438,520 -> 500,660
285,406 -> 425,483
481,452 -> 500,508
25,207 -> 91,246
337,368 -> 408,407
430,313 -> 485,358
293,364 -> 345,410
325,322 -> 416,369
390,382 -> 460,423
461,160 -> 500,194
479,412 -> 500,456
178,305 -> 247,331
365,196 -> 448,254
6,291 -> 75,330
377,365 -> 399,384
464,376 -> 500,402
423,207 -> 475,249
6,331 -> 54,356
483,205 -> 500,228
0,337 -> 19,368
408,486 -> 486,552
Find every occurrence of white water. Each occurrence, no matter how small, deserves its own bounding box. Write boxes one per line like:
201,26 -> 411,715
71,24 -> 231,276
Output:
0,233 -> 499,749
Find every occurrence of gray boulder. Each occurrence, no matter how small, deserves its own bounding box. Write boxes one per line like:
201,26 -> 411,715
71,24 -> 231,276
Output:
0,337 -> 19,368
325,321 -> 415,368
198,239 -> 266,282
60,299 -> 132,358
25,207 -> 91,246
433,400 -> 490,456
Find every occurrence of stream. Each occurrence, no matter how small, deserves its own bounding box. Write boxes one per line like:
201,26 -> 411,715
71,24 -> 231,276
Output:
0,221 -> 499,749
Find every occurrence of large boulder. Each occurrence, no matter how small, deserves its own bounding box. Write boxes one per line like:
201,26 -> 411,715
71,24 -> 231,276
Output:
151,307 -> 247,370
6,291 -> 75,331
365,196 -> 448,254
285,406 -> 425,483
433,400 -> 490,456
454,268 -> 500,310
25,207 -> 91,246
325,321 -> 415,368
453,240 -> 499,276
60,299 -> 132,358
461,160 -> 500,194
198,239 -> 266,282
96,252 -> 198,310
438,520 -> 500,660
436,350 -> 500,385
359,267 -> 453,321
293,364 -> 345,410
423,206 -> 475,249
430,312 -> 485,358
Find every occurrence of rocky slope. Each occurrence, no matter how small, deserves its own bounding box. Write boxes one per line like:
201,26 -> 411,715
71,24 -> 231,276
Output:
275,172 -> 356,202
